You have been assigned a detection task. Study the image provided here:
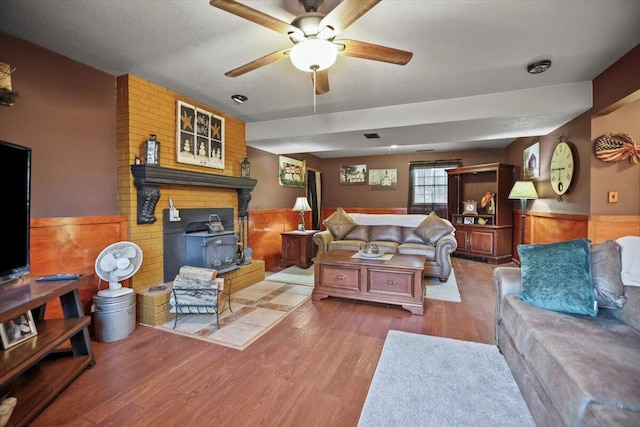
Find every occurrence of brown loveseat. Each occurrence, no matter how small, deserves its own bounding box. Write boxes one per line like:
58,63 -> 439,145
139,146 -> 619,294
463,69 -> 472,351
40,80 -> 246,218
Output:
313,209 -> 457,282
494,238 -> 640,426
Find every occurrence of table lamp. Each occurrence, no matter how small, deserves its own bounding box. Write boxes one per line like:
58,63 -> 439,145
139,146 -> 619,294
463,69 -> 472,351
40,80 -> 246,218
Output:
508,181 -> 538,245
292,197 -> 312,231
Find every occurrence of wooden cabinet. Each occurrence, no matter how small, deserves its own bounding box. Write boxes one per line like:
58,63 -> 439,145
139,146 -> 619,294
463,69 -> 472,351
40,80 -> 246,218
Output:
281,231 -> 318,268
447,163 -> 517,264
0,274 -> 95,427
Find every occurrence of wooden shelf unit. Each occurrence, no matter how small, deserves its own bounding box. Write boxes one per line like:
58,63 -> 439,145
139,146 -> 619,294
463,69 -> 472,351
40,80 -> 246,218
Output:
0,275 -> 95,427
447,163 -> 517,264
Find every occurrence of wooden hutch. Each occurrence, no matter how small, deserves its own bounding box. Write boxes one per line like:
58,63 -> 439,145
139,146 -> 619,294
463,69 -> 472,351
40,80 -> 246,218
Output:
447,163 -> 517,264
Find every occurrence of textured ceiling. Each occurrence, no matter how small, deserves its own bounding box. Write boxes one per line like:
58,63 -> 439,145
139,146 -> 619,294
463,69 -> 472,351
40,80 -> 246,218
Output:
1,0 -> 639,158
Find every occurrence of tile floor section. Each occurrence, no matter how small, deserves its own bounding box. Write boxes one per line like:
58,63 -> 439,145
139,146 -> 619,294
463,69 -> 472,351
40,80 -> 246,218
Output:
156,280 -> 312,350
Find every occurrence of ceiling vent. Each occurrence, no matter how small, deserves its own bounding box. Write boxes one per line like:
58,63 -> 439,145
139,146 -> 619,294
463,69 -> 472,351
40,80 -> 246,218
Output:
363,133 -> 380,139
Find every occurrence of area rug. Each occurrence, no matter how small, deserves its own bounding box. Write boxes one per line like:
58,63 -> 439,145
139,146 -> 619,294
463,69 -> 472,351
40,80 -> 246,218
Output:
267,265 -> 461,303
266,265 -> 314,286
154,281 -> 312,350
424,270 -> 461,303
358,331 -> 535,427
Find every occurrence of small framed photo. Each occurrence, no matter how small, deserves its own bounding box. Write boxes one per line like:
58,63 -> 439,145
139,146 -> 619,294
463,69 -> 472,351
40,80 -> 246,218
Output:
523,142 -> 540,180
1,310 -> 37,349
463,217 -> 475,225
339,164 -> 367,185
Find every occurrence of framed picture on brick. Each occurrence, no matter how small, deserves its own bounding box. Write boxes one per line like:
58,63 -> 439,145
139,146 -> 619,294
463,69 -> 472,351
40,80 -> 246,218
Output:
176,100 -> 225,169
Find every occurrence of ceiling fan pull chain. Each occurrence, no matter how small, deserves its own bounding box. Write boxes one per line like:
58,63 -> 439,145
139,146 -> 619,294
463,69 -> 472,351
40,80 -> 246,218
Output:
312,66 -> 318,114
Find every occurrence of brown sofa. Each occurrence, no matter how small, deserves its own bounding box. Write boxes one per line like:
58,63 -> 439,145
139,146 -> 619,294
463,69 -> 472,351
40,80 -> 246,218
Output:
313,210 -> 457,282
494,239 -> 640,426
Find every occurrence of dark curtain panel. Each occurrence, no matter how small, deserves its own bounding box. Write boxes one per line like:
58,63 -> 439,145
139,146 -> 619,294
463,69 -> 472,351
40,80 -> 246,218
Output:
307,170 -> 320,230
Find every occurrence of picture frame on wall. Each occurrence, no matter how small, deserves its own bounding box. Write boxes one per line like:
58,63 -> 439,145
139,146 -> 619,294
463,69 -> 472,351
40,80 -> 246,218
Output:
0,310 -> 37,349
176,100 -> 225,170
368,169 -> 397,190
279,155 -> 306,188
523,142 -> 540,179
339,164 -> 367,184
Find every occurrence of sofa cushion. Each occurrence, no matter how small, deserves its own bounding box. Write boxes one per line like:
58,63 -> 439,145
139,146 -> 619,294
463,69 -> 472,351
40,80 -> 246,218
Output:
612,286 -> 640,332
518,238 -> 597,317
591,240 -> 627,309
369,225 -> 402,242
368,241 -> 399,254
402,227 -> 425,244
329,240 -> 365,252
413,211 -> 454,245
343,225 -> 369,241
501,295 -> 640,424
323,207 -> 357,240
398,243 -> 436,261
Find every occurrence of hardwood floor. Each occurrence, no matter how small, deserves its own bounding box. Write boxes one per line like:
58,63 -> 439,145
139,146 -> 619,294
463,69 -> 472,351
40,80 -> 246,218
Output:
32,257 -> 513,426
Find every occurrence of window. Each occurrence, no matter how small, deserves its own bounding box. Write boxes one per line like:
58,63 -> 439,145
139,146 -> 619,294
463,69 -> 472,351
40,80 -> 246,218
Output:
408,160 -> 461,217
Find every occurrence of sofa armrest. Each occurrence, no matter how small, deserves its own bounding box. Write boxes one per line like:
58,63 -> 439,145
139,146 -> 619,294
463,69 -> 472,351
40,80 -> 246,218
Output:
423,234 -> 457,282
493,267 -> 522,347
313,230 -> 334,255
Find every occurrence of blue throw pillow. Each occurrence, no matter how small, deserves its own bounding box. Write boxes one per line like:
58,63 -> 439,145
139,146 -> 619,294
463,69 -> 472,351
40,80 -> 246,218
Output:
518,238 -> 597,316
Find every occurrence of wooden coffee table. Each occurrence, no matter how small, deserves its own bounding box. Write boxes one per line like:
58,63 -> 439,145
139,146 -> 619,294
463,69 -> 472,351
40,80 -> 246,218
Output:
312,250 -> 426,315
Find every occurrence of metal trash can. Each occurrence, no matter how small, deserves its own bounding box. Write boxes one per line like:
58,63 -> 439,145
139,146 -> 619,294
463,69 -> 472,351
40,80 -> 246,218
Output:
92,292 -> 136,343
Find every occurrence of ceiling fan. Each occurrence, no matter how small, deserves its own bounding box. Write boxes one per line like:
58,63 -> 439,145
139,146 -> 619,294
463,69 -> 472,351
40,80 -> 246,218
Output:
210,0 -> 413,95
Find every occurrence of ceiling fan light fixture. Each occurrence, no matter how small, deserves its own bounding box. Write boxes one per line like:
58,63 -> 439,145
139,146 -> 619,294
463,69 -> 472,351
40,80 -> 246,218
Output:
290,39 -> 337,72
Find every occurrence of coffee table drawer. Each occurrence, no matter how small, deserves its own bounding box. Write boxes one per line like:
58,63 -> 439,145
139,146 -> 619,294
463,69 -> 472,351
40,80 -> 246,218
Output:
318,265 -> 361,291
368,269 -> 414,297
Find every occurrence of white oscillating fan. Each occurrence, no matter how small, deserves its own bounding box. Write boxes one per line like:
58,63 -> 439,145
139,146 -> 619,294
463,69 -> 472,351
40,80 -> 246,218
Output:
95,241 -> 143,297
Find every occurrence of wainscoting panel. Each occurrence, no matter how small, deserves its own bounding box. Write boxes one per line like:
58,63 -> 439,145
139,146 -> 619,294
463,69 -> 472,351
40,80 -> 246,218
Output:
512,211 -> 589,263
30,215 -> 128,319
248,209 -> 307,270
588,215 -> 640,242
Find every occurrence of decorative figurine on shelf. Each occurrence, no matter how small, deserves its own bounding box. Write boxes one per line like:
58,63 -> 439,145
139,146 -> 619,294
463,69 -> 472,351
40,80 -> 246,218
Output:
481,192 -> 495,214
241,157 -> 251,178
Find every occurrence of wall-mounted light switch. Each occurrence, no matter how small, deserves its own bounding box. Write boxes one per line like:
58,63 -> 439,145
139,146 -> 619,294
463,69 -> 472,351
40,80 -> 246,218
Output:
608,191 -> 619,203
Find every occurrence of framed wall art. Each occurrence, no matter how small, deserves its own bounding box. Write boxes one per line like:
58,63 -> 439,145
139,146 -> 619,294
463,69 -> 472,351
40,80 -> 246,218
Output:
0,310 -> 37,349
176,100 -> 225,170
339,164 -> 367,184
279,156 -> 306,188
369,169 -> 397,190
523,142 -> 540,179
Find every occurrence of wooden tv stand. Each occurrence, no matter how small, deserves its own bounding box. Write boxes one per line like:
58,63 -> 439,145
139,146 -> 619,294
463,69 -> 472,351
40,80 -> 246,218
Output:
0,274 -> 95,427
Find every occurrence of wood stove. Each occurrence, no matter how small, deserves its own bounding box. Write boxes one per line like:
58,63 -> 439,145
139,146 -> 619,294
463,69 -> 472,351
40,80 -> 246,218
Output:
184,230 -> 238,274
163,207 -> 238,282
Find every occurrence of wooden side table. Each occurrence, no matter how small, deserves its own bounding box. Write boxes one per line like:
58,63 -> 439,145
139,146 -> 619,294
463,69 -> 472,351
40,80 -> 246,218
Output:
281,230 -> 319,268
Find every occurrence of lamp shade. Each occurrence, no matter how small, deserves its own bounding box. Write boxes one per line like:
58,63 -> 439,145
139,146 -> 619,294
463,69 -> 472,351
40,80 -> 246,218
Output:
290,39 -> 337,72
509,181 -> 538,200
292,197 -> 312,212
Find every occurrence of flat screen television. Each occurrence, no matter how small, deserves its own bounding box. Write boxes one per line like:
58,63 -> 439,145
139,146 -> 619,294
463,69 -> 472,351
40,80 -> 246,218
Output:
0,140 -> 31,285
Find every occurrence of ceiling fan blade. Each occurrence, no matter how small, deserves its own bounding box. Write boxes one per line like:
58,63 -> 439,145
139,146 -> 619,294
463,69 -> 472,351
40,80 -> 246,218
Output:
336,39 -> 413,65
210,0 -> 304,38
312,69 -> 330,95
225,47 -> 291,77
319,0 -> 381,35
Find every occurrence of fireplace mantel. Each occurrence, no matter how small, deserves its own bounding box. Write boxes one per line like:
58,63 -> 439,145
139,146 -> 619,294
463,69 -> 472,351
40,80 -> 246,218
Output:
131,165 -> 257,224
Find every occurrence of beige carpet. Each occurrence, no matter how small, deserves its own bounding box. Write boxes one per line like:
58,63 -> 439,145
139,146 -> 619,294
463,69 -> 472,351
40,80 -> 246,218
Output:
154,280 -> 312,350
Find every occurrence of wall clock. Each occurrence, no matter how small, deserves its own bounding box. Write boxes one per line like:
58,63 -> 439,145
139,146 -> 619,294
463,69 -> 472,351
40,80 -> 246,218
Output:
463,200 -> 477,215
550,138 -> 575,200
